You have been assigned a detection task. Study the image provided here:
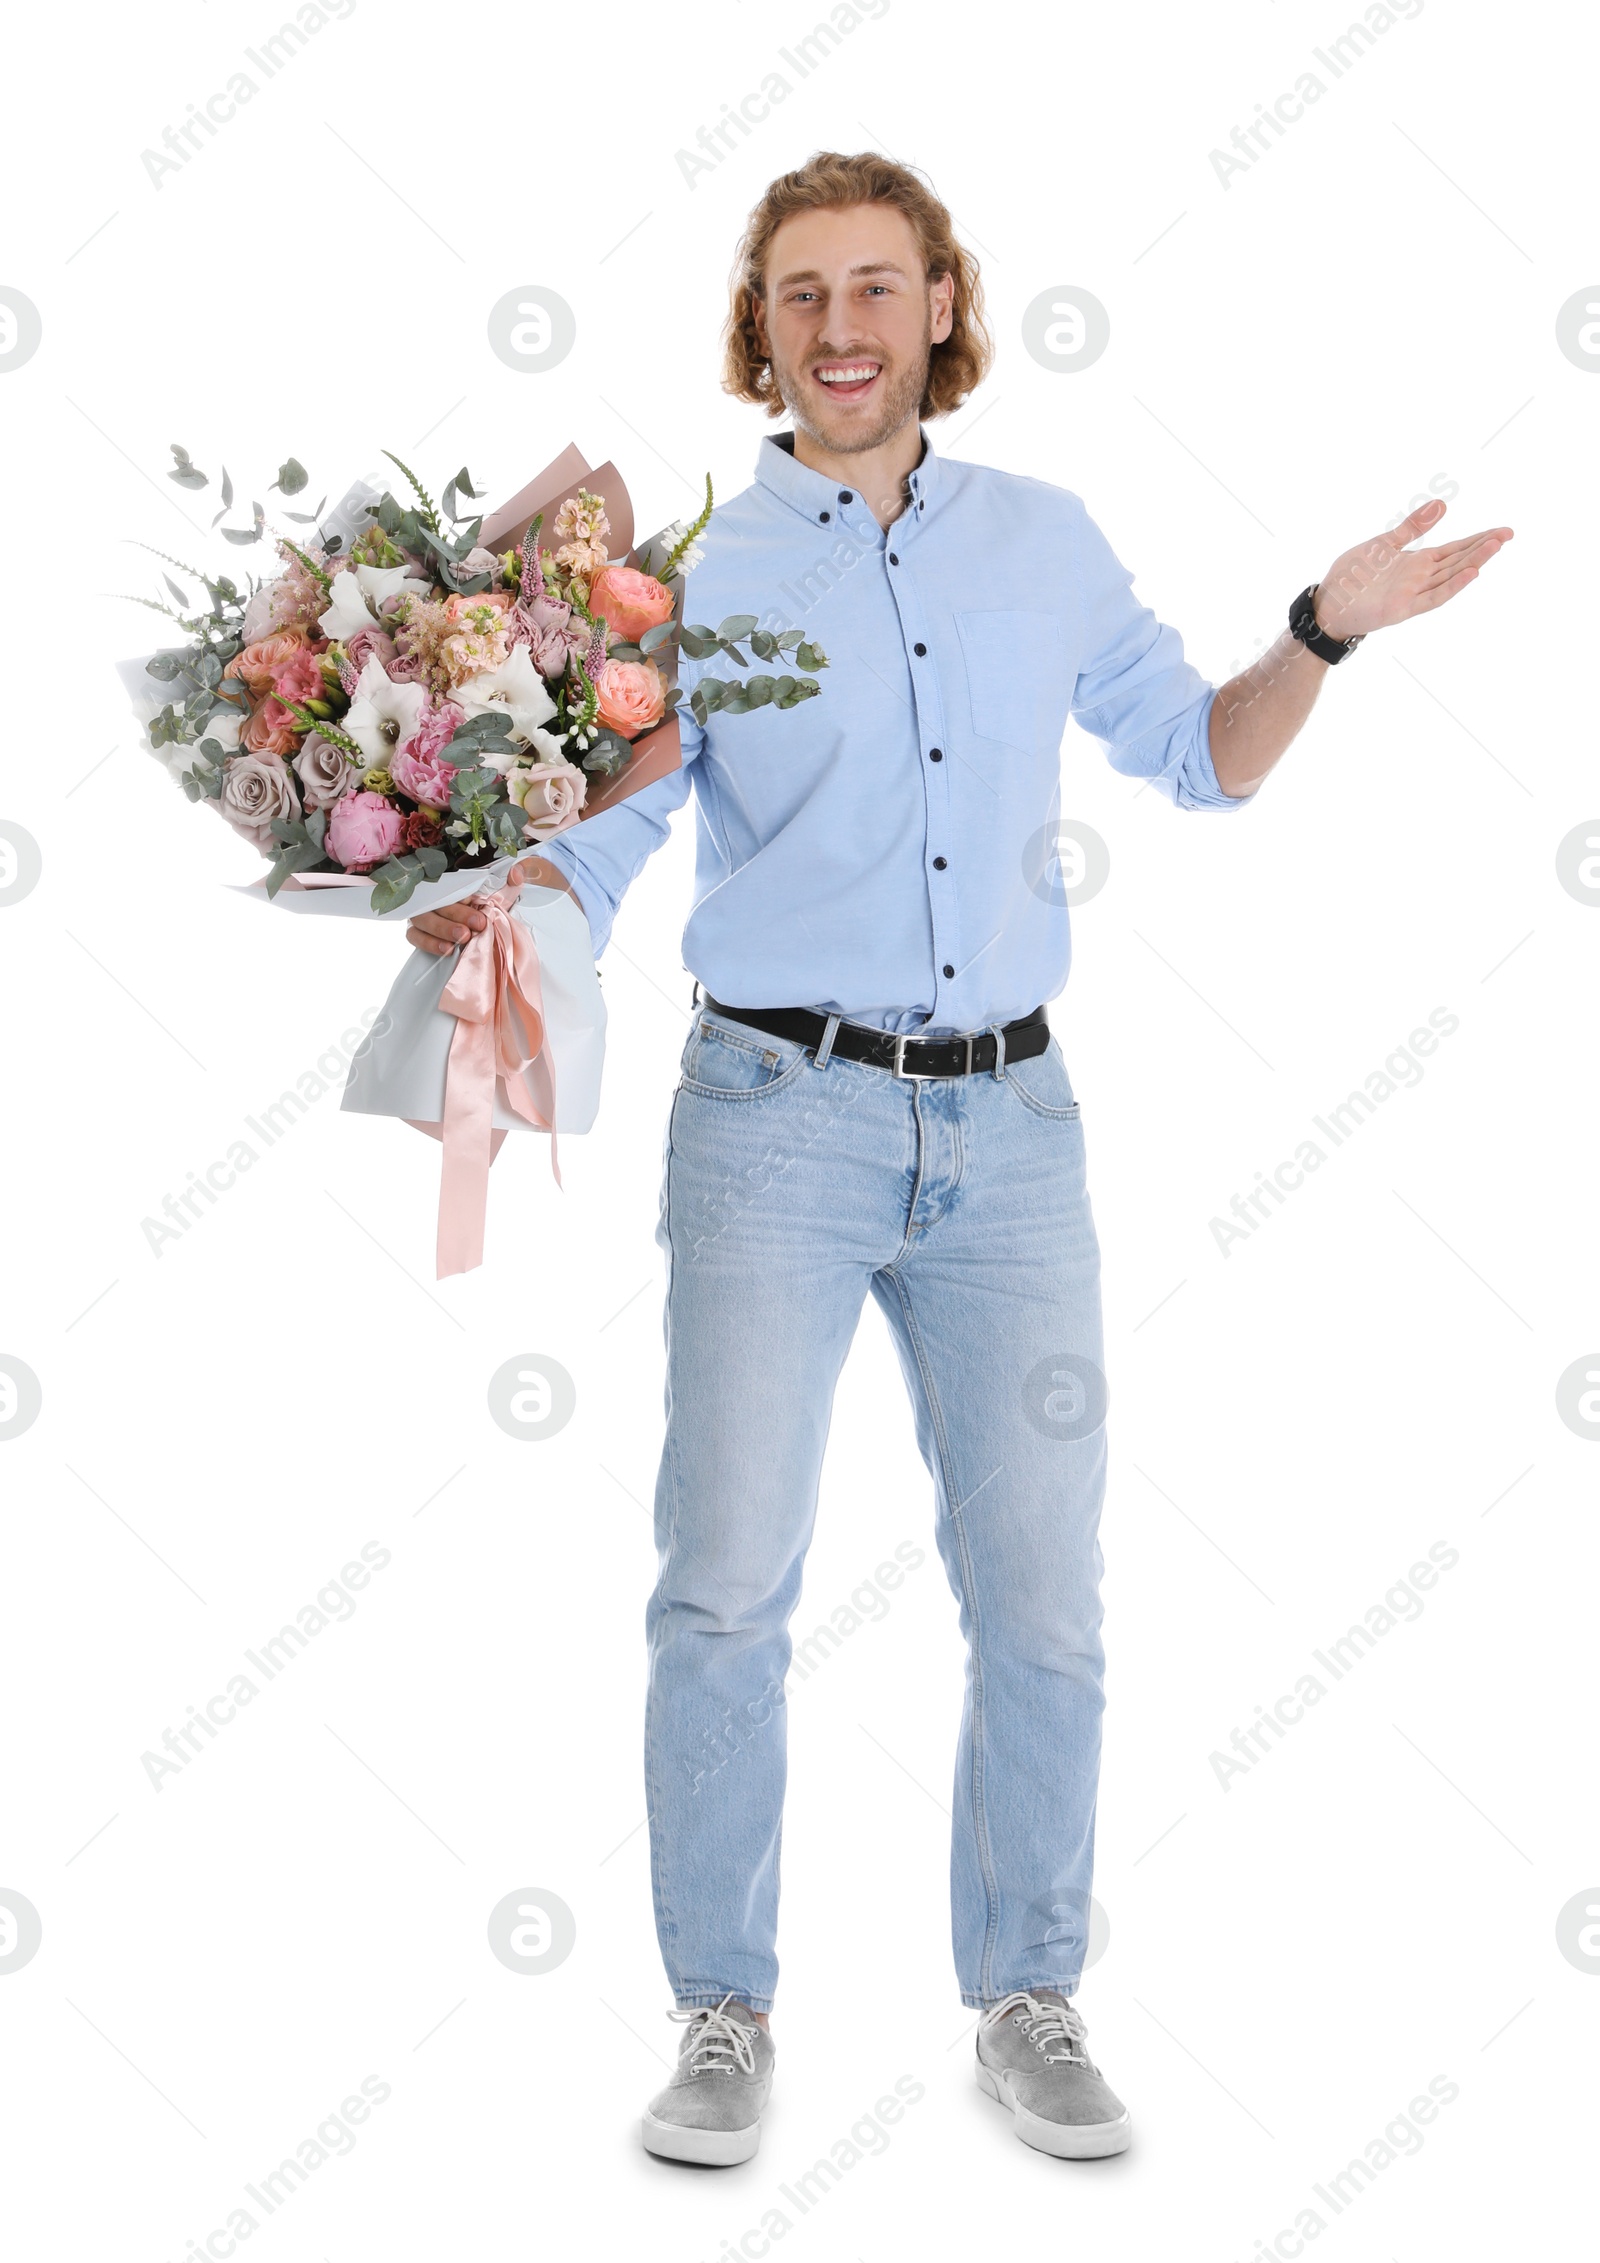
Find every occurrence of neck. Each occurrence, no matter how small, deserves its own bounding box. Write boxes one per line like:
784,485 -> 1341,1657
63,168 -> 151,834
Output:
790,416 -> 924,531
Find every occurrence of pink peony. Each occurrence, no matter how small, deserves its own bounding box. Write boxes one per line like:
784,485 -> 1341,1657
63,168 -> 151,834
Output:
588,565 -> 675,644
389,744 -> 457,807
326,790 -> 405,871
594,658 -> 666,738
406,698 -> 464,763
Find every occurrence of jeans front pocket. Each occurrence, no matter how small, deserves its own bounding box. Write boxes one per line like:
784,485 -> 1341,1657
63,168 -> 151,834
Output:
1005,1037 -> 1082,1121
679,1012 -> 812,1101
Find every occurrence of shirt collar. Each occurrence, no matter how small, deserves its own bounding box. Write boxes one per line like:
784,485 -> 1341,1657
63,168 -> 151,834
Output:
754,428 -> 942,525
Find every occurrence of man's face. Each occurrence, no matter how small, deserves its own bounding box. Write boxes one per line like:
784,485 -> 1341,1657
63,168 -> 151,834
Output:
753,202 -> 954,456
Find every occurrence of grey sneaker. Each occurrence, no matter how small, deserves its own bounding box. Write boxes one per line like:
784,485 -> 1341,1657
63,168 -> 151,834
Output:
641,1996 -> 774,2166
976,1991 -> 1131,2159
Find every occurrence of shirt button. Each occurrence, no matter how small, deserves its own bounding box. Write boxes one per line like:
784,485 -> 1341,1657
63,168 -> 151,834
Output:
914,642 -> 927,657
819,510 -> 831,524
942,964 -> 955,979
932,856 -> 947,870
888,552 -> 899,565
929,747 -> 943,762
838,489 -> 853,504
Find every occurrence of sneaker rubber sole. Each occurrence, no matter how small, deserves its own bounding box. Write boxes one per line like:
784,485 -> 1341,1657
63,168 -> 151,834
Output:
975,2060 -> 1132,2159
641,2108 -> 762,2166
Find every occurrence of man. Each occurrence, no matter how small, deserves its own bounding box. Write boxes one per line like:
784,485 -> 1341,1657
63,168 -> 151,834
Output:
409,152 -> 1511,2163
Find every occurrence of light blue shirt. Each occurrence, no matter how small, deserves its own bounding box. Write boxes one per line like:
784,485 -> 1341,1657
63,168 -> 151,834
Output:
541,431 -> 1244,1035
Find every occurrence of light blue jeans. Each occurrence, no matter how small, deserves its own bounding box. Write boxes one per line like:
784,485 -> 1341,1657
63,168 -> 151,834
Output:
645,1007 -> 1107,2012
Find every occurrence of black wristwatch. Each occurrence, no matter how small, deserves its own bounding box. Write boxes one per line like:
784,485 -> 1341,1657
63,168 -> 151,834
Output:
1289,583 -> 1364,664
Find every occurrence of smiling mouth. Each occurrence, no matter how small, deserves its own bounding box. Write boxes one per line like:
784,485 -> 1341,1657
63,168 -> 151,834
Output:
811,359 -> 882,402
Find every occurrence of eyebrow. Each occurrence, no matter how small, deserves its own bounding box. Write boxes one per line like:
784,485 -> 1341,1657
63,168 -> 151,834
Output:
771,260 -> 911,289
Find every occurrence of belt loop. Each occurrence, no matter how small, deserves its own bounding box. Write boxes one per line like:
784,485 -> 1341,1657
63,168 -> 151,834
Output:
990,1022 -> 1008,1082
691,980 -> 703,1009
813,1012 -> 842,1069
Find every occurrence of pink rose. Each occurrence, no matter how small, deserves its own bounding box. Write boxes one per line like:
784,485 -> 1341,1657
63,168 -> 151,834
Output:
588,565 -> 675,644
513,594 -> 581,678
594,658 -> 666,738
326,789 -> 405,871
511,760 -> 588,841
343,624 -> 399,678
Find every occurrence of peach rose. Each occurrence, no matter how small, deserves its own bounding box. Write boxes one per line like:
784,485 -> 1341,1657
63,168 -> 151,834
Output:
593,658 -> 666,738
240,700 -> 301,757
226,629 -> 308,695
587,566 -> 675,645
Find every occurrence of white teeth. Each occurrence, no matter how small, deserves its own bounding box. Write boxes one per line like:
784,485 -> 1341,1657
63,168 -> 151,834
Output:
816,366 -> 879,384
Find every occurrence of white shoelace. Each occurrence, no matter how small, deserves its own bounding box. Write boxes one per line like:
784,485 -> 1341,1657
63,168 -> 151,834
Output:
986,1991 -> 1091,2067
670,1995 -> 759,2078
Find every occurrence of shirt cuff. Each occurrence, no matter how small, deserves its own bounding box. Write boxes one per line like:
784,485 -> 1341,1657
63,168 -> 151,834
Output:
1181,689 -> 1254,810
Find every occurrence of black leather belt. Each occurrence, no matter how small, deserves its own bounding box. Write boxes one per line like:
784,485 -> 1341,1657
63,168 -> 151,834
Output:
700,996 -> 1050,1079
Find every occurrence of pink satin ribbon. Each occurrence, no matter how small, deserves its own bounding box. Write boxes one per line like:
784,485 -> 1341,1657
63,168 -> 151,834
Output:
433,881 -> 558,1277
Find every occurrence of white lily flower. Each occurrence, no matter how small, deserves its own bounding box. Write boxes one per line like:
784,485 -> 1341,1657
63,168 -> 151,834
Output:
453,644 -> 558,761
340,655 -> 430,767
316,560 -> 431,642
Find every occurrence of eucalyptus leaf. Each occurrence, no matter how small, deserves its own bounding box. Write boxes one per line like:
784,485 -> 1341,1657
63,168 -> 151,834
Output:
274,457 -> 309,496
640,621 -> 676,654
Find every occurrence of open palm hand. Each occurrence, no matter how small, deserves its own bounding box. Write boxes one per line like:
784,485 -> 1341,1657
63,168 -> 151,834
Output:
1314,499 -> 1514,642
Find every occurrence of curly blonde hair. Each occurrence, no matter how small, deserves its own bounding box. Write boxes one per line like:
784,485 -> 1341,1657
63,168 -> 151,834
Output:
722,151 -> 993,420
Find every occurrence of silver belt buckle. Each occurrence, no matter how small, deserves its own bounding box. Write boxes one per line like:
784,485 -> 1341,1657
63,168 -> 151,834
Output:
892,1031 -> 976,1079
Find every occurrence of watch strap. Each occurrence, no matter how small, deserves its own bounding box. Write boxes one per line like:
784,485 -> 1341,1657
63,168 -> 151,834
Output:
1289,582 -> 1364,664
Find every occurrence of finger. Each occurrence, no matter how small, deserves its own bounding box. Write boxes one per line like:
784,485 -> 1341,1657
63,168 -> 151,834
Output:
1420,527 -> 1514,567
1417,564 -> 1481,612
1422,533 -> 1510,584
1390,498 -> 1449,545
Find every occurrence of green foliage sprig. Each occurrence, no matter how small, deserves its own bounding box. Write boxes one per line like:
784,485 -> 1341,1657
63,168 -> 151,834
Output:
680,616 -> 828,726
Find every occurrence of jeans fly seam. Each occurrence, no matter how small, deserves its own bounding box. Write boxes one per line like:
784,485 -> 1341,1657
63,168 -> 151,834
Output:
880,1262 -> 1004,1998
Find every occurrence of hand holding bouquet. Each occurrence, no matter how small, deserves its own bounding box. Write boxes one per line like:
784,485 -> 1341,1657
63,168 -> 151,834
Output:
118,440 -> 828,1276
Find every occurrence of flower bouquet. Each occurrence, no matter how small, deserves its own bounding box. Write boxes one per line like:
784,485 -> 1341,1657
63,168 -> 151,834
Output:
118,440 -> 827,1274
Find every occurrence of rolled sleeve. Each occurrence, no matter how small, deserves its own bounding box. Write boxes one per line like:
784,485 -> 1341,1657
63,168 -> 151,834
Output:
538,758 -> 694,957
1069,504 -> 1247,813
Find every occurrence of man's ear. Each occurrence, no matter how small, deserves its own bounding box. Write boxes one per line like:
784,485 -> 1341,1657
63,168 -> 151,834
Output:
929,269 -> 955,347
751,294 -> 770,359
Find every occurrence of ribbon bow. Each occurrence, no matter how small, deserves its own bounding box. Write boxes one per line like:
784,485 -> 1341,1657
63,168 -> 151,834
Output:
433,880 -> 558,1277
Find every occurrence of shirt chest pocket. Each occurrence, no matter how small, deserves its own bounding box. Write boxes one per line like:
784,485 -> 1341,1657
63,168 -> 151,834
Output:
954,609 -> 1071,755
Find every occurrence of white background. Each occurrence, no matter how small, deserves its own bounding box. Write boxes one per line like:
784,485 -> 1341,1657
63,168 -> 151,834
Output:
2,0 -> 1595,2255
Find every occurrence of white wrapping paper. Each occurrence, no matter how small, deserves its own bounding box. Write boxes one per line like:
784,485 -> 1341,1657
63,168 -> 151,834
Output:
231,859 -> 605,1133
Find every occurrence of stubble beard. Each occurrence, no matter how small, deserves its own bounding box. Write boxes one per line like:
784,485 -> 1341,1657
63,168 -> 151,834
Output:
771,308 -> 932,457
